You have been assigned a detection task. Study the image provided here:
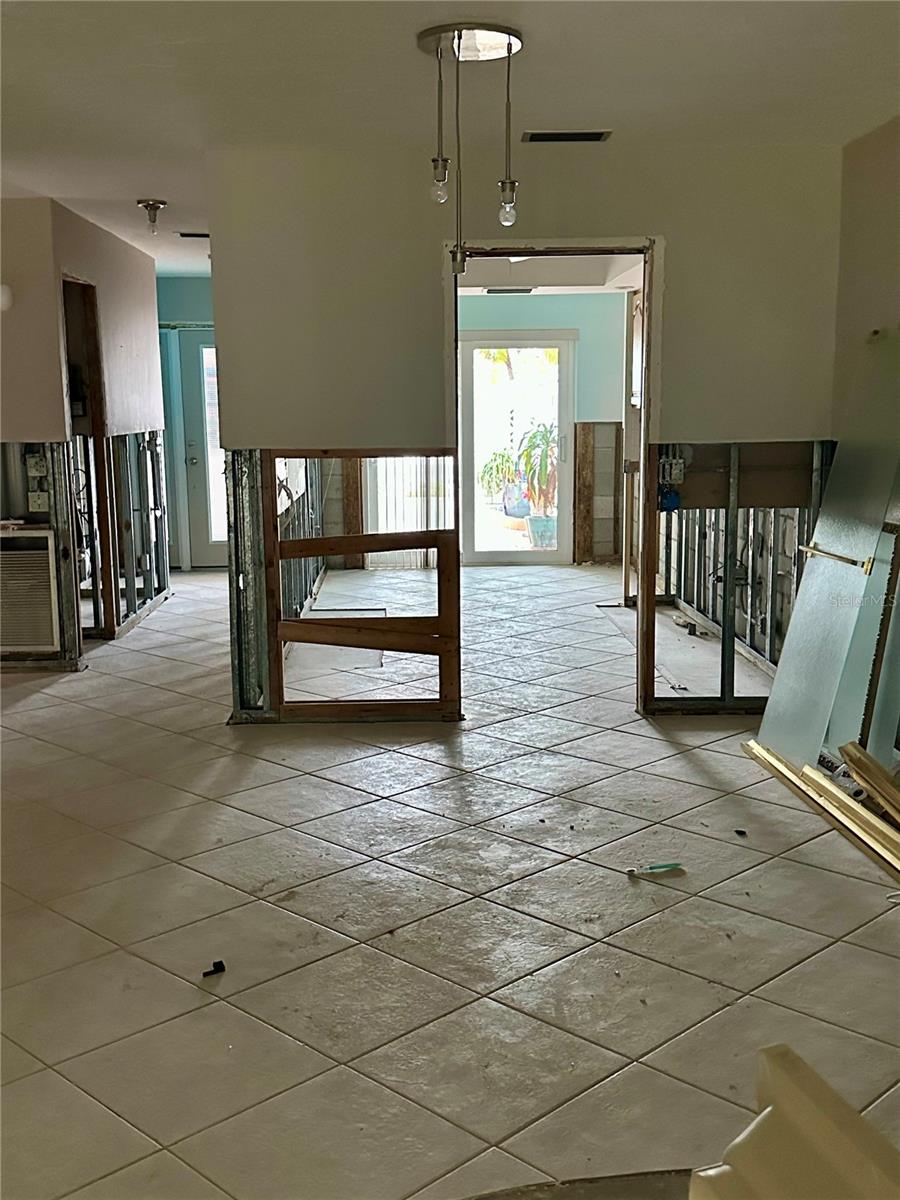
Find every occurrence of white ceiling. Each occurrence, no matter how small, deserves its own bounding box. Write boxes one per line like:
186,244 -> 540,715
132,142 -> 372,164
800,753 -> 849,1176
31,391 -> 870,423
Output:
3,1 -> 897,274
458,253 -> 644,292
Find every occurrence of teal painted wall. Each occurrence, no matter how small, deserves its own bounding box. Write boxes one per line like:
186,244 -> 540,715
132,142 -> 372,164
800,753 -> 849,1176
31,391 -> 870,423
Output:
156,276 -> 214,325
458,292 -> 627,422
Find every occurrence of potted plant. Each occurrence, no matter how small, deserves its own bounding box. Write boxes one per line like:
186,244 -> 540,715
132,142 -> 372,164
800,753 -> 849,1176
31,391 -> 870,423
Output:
478,449 -> 516,504
518,422 -> 558,547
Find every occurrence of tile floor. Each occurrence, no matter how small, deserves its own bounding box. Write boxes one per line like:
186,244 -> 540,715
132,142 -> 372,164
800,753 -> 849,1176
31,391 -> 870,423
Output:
1,565 -> 898,1200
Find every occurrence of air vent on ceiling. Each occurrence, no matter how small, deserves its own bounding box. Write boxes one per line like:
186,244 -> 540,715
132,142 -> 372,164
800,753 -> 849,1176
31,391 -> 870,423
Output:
178,231 -> 210,239
485,287 -> 533,294
521,130 -> 612,143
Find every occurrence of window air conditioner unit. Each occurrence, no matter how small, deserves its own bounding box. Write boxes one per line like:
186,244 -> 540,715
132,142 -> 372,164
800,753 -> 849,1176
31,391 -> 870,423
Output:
0,529 -> 60,653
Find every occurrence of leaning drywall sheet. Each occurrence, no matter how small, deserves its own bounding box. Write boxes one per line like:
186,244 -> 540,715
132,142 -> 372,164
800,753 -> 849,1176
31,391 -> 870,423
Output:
758,333 -> 900,767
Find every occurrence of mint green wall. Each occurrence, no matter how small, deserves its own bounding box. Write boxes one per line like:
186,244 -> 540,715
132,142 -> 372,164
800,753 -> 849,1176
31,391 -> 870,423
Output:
156,276 -> 214,325
458,292 -> 627,422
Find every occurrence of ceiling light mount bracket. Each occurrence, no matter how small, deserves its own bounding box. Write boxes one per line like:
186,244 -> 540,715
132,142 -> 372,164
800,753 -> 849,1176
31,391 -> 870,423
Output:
137,198 -> 167,236
416,24 -> 523,62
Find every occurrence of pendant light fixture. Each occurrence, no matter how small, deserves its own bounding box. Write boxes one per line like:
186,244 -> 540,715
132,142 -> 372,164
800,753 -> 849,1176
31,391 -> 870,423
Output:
136,198 -> 167,235
418,23 -> 523,274
498,36 -> 518,226
430,45 -> 449,204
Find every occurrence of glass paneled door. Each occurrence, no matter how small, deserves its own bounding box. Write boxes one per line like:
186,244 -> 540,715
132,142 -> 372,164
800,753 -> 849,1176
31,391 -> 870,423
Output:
459,332 -> 575,564
179,330 -> 228,567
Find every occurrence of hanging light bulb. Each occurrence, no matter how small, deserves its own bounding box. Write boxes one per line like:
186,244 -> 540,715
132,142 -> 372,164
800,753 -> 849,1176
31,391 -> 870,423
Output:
430,46 -> 450,203
497,37 -> 518,227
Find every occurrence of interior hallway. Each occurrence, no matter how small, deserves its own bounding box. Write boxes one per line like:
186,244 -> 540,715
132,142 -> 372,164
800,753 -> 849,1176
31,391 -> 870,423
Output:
1,566 -> 898,1200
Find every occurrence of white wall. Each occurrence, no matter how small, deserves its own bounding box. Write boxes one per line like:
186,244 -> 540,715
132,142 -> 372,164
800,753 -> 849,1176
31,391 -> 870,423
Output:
51,202 -> 164,437
1,198 -> 69,442
0,198 -> 163,443
832,117 -> 900,443
209,140 -> 842,449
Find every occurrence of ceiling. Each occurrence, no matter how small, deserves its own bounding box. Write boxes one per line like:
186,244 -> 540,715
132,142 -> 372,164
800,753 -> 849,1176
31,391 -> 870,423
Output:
3,1 -> 897,274
458,253 -> 644,293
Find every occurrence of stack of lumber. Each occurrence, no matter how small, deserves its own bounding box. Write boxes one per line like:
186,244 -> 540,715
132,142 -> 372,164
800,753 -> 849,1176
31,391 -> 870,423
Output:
743,739 -> 900,883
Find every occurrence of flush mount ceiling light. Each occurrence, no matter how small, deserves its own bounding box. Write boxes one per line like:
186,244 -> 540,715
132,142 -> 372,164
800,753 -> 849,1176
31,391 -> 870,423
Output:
137,198 -> 167,235
418,23 -> 524,274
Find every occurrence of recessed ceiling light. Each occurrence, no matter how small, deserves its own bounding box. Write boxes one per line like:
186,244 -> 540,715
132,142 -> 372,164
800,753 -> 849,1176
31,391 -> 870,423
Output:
521,130 -> 612,143
417,24 -> 523,62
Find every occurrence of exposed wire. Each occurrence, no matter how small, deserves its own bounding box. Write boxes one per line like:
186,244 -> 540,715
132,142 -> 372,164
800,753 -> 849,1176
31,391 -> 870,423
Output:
454,29 -> 462,254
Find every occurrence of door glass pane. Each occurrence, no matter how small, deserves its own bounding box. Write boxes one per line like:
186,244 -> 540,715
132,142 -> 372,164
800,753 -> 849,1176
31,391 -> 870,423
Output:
201,347 -> 227,541
473,346 -> 560,553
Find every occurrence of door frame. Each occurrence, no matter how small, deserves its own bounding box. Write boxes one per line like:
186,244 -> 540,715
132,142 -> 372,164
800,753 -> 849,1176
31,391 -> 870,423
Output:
457,328 -> 577,566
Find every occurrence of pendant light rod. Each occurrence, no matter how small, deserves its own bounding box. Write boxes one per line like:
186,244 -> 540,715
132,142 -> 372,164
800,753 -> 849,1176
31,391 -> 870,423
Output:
436,45 -> 444,160
454,27 -> 464,268
504,36 -> 512,180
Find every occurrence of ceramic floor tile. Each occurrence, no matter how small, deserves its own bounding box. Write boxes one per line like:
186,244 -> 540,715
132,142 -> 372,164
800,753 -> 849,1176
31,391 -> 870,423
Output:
299,798 -> 463,856
371,898 -> 590,992
1,905 -> 115,986
0,882 -> 32,913
358,998 -> 625,1142
3,756 -> 136,802
131,899 -> 352,994
403,733 -> 525,771
491,858 -> 681,939
110,800 -> 281,858
484,712 -> 600,749
0,801 -> 91,853
233,944 -> 472,1060
136,699 -> 234,734
666,792 -> 826,853
1,1070 -> 155,1200
219,775 -> 373,824
494,941 -> 738,1058
1,832 -> 164,902
386,827 -> 564,894
756,942 -> 900,1044
548,695 -> 641,728
60,1002 -> 330,1144
315,750 -> 460,797
584,824 -> 769,892
481,796 -> 648,856
617,715 -> 757,749
503,1063 -> 749,1179
0,1036 -> 43,1084
271,859 -> 467,940
43,777 -> 206,829
864,1085 -> 900,1148
150,753 -> 301,798
609,896 -> 830,990
566,770 -> 725,821
528,668 -> 634,696
183,828 -> 367,896
705,856 -> 895,937
477,750 -> 622,795
0,737 -> 78,770
92,731 -> 227,773
564,729 -> 677,769
176,1067 -> 484,1200
398,775 -> 546,823
642,747 -> 770,791
736,776 -> 810,810
787,830 -> 898,886
478,683 -> 587,712
408,1149 -> 550,1200
847,909 -> 900,958
2,951 -> 212,1063
645,995 -> 900,1110
65,1152 -> 231,1200
51,862 -> 249,944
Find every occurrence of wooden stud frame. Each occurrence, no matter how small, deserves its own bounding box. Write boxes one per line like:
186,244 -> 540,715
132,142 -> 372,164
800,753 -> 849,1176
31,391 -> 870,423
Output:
260,449 -> 462,723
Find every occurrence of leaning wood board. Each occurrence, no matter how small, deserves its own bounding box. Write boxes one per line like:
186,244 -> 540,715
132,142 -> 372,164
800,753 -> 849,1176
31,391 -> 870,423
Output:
742,739 -> 900,883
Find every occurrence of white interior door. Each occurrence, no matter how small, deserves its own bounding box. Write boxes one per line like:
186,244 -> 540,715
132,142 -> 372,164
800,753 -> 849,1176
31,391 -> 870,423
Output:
179,331 -> 228,568
459,331 -> 575,565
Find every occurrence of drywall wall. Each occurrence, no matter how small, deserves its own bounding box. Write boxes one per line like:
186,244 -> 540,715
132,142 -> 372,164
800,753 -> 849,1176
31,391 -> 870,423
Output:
209,140 -> 842,449
1,198 -> 69,442
0,198 -> 164,442
832,117 -> 900,443
157,276 -> 214,326
458,292 -> 627,422
52,202 -> 164,436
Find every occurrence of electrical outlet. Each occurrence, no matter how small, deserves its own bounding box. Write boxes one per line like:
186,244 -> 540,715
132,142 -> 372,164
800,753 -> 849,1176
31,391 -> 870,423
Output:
27,491 -> 50,513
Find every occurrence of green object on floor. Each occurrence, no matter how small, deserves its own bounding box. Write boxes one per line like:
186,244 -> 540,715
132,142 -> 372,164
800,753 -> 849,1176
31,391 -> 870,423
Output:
626,862 -> 683,876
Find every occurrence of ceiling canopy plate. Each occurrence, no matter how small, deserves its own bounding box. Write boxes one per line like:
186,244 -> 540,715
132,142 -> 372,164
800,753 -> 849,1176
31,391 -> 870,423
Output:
416,24 -> 523,62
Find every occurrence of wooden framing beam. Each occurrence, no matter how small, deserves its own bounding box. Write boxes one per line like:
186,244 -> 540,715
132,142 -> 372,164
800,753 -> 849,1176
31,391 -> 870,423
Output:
341,458 -> 364,569
574,422 -> 594,563
280,530 -> 454,560
839,741 -> 900,826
